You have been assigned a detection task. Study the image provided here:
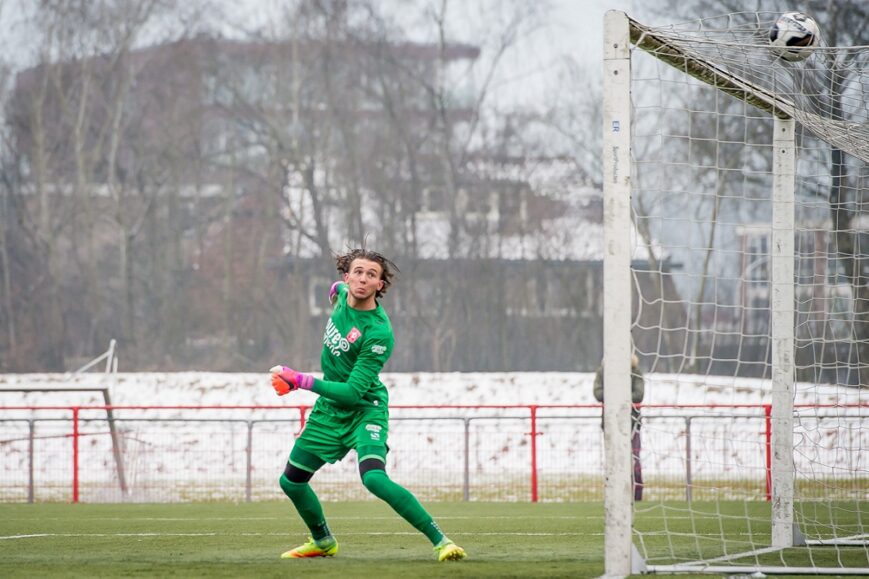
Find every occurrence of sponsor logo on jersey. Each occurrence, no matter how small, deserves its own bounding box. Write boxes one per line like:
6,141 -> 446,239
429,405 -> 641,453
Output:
365,423 -> 382,440
371,344 -> 387,355
347,327 -> 362,343
323,319 -> 351,357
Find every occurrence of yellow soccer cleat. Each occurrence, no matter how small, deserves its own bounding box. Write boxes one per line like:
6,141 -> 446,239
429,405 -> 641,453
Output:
281,536 -> 338,559
434,540 -> 467,562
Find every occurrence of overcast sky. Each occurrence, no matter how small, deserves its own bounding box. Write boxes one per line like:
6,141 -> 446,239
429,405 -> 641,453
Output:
496,0 -> 635,107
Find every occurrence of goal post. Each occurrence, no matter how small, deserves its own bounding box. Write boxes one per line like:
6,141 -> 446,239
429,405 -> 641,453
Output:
602,10 -> 635,576
770,115 -> 797,550
602,9 -> 869,576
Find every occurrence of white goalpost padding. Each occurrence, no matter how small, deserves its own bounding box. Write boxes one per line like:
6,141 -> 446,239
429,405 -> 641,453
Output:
602,9 -> 869,576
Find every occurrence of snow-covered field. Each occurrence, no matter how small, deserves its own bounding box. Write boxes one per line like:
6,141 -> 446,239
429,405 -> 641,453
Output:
1,372 -> 866,503
3,370 -> 866,408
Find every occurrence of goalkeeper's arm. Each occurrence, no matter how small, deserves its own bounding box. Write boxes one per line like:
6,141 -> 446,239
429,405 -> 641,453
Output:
312,337 -> 390,405
269,364 -> 372,405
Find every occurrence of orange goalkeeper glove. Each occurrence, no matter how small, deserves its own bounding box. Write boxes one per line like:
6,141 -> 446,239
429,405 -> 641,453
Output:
269,365 -> 314,396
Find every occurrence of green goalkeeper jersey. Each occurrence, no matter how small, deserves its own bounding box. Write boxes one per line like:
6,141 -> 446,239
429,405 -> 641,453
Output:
310,282 -> 394,420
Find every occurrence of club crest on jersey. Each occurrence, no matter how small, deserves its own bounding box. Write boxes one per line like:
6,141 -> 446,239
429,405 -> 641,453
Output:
347,327 -> 362,344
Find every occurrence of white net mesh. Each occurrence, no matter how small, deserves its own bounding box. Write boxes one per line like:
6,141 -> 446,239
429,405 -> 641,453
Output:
615,10 -> 869,574
630,12 -> 869,162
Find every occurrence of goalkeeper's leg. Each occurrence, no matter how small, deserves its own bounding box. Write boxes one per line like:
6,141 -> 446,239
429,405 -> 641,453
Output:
359,457 -> 466,561
279,448 -> 337,558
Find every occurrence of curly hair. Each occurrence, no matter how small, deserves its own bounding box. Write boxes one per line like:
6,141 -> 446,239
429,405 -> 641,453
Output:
334,248 -> 399,299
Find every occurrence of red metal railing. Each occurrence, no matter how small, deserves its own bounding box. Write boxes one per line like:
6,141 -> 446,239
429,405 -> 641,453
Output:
1,403 -> 867,503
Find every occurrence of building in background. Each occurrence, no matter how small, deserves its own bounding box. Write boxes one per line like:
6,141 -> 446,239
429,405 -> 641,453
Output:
7,32 -> 683,372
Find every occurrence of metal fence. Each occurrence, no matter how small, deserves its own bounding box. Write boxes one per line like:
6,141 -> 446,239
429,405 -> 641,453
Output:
1,404 -> 866,503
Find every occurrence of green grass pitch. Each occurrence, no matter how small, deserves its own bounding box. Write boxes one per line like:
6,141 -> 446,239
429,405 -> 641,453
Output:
2,501 -> 867,577
0,501 -> 605,578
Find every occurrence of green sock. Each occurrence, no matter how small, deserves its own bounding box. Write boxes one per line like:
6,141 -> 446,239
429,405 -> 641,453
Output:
362,469 -> 445,545
279,474 -> 332,541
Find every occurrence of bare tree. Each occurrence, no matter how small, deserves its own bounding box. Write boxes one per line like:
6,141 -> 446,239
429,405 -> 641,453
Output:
6,0 -> 201,368
803,1 -> 869,384
2,0 -> 607,371
346,0 -> 549,369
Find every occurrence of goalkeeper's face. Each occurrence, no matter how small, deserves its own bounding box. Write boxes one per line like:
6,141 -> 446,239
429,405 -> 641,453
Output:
344,258 -> 385,306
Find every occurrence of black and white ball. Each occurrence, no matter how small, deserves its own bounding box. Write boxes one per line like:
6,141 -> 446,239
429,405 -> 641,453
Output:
769,12 -> 820,62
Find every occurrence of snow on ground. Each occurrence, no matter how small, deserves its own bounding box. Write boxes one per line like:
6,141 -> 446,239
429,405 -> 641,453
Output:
1,370 -> 866,408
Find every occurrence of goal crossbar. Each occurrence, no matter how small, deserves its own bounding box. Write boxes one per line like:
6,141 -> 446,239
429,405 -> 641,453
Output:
627,14 -> 869,164
628,14 -> 795,120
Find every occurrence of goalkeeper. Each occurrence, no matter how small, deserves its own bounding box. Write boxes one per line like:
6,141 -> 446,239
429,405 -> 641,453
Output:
270,248 -> 466,562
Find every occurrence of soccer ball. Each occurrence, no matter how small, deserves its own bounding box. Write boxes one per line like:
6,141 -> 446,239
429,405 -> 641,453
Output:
768,12 -> 820,62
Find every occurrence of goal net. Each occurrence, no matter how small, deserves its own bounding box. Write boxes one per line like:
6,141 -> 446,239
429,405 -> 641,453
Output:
602,10 -> 869,575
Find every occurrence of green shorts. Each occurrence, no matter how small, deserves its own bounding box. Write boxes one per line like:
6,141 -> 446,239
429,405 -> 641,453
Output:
290,406 -> 390,472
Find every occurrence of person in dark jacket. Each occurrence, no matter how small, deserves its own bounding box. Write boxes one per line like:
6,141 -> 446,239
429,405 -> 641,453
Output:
593,354 -> 645,501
